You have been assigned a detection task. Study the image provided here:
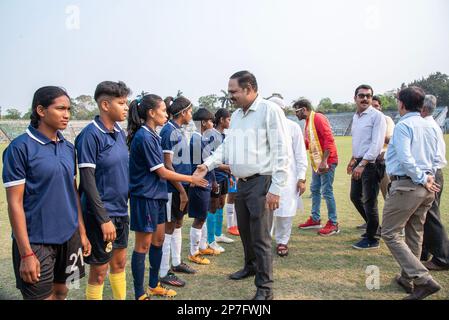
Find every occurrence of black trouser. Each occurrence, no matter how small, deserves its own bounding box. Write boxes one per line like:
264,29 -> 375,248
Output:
235,175 -> 273,294
421,169 -> 449,266
350,160 -> 383,241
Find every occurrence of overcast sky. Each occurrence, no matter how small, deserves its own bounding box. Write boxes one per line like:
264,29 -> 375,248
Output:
1,0 -> 449,112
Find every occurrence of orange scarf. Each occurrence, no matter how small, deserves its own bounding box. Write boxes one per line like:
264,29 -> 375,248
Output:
307,112 -> 323,172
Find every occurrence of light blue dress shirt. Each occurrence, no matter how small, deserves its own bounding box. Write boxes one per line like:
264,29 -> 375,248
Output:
424,116 -> 447,170
385,112 -> 440,185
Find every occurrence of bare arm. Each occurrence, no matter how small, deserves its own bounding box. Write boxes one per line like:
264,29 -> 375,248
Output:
164,153 -> 189,194
163,153 -> 189,210
217,164 -> 231,174
155,166 -> 208,188
6,184 -> 40,284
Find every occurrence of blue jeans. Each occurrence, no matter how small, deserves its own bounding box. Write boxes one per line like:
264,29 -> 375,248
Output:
311,163 -> 338,224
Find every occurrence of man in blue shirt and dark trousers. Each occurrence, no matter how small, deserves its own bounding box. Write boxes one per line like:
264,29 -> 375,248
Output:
382,86 -> 442,300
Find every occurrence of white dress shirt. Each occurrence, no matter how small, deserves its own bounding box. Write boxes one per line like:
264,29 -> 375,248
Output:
204,95 -> 289,196
424,115 -> 447,170
351,106 -> 386,161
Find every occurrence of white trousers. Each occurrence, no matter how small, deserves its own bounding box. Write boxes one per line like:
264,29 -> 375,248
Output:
271,216 -> 294,245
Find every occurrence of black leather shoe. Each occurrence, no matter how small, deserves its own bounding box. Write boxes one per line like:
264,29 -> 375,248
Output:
403,279 -> 441,300
423,260 -> 449,271
394,274 -> 414,294
252,291 -> 274,300
229,268 -> 256,280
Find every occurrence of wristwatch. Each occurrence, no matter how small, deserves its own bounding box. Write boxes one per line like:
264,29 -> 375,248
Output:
298,179 -> 307,183
358,162 -> 366,168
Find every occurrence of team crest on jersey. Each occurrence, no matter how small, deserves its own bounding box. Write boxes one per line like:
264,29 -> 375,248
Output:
105,242 -> 113,253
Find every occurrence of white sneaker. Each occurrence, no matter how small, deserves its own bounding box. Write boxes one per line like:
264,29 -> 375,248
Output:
209,241 -> 225,253
215,234 -> 234,244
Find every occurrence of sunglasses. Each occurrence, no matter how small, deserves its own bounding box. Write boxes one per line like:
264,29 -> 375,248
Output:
357,93 -> 373,99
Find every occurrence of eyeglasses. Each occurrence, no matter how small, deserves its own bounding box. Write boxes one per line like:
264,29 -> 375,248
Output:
357,93 -> 372,99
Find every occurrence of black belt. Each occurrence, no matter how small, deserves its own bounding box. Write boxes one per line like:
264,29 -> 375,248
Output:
390,175 -> 411,181
355,158 -> 376,164
240,174 -> 261,182
390,171 -> 432,182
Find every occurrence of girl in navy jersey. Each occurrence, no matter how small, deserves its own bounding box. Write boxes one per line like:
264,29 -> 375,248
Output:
2,86 -> 91,300
75,81 -> 131,300
127,94 -> 207,300
159,96 -> 195,287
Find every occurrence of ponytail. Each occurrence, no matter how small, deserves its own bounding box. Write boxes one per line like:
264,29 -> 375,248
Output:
214,108 -> 231,127
126,100 -> 142,148
126,94 -> 163,148
166,96 -> 191,118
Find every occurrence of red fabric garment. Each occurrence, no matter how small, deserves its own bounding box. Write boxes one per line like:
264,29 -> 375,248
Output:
304,112 -> 338,165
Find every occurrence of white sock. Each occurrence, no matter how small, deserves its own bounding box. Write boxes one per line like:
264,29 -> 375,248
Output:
159,233 -> 172,277
199,223 -> 208,250
226,204 -> 235,228
190,227 -> 202,256
171,228 -> 182,267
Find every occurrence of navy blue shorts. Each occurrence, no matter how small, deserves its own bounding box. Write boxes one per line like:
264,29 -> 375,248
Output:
130,197 -> 167,233
84,215 -> 129,265
188,187 -> 211,220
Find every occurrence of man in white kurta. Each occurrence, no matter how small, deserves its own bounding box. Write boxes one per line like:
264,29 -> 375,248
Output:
268,97 -> 308,256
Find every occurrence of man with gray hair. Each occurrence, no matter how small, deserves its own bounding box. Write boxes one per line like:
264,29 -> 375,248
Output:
420,94 -> 449,271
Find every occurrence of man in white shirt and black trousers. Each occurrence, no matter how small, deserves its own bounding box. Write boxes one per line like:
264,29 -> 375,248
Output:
347,84 -> 386,250
195,71 -> 289,300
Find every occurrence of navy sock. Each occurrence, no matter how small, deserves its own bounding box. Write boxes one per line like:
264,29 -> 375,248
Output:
131,251 -> 146,299
149,244 -> 163,289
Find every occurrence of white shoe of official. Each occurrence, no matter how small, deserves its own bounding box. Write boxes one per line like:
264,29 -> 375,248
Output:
215,234 -> 235,244
209,241 -> 225,253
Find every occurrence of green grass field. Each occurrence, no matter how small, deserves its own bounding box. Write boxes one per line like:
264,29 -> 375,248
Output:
1,136 -> 448,300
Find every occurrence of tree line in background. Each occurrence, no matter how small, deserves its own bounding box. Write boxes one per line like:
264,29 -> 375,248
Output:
314,72 -> 449,114
1,72 -> 448,120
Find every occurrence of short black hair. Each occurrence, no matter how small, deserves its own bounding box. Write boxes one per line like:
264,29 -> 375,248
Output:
355,84 -> 373,97
230,70 -> 258,92
372,95 -> 382,105
193,108 -> 214,122
293,99 -> 313,111
94,81 -> 131,102
398,86 -> 425,112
